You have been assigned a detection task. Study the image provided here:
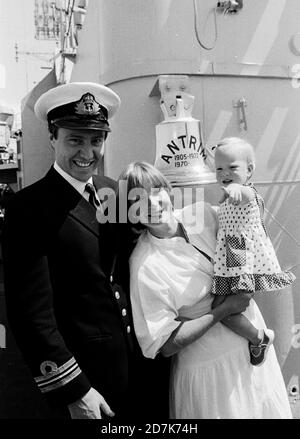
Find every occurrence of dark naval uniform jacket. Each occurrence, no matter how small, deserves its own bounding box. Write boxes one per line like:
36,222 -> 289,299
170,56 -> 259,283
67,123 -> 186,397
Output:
2,166 -> 135,414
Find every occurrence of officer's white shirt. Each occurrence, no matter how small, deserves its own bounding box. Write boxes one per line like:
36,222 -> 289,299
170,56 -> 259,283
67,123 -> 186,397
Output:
54,161 -> 100,204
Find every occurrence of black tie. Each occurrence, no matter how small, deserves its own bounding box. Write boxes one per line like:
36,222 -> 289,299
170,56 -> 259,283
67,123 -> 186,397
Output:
85,183 -> 100,209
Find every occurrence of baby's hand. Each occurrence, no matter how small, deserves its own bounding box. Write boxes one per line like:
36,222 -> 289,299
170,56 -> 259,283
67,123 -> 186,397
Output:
221,184 -> 243,205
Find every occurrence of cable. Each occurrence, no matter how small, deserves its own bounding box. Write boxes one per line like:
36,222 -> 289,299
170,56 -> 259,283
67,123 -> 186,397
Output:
265,207 -> 300,248
57,0 -> 75,83
66,0 -> 71,15
66,0 -> 75,37
60,0 -> 76,51
264,206 -> 300,273
193,0 -> 218,51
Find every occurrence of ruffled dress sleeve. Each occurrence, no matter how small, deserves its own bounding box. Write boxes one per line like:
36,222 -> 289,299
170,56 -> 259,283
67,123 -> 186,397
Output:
130,245 -> 181,359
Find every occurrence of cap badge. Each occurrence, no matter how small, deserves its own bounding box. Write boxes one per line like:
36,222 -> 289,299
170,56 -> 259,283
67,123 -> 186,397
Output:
74,93 -> 106,120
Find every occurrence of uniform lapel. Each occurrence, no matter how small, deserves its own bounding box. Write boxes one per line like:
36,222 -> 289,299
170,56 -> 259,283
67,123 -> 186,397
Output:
69,197 -> 99,237
44,166 -> 100,237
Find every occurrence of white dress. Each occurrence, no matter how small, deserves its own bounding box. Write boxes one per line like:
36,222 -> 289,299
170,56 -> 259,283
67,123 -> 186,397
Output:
129,202 -> 292,419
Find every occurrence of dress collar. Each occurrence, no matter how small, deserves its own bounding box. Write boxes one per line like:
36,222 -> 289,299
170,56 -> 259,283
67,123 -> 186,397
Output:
146,210 -> 187,248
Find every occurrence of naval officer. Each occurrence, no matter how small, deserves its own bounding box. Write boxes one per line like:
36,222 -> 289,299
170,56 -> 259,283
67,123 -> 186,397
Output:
2,82 -> 137,419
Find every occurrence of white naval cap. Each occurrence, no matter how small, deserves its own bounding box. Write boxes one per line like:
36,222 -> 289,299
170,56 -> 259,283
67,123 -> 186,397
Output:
34,82 -> 121,132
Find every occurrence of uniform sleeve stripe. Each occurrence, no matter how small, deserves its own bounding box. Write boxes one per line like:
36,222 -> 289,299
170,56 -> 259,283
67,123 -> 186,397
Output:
36,363 -> 79,388
39,367 -> 82,393
34,357 -> 76,383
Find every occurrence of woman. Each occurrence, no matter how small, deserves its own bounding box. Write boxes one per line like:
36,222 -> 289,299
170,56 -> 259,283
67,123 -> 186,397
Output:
119,161 -> 292,419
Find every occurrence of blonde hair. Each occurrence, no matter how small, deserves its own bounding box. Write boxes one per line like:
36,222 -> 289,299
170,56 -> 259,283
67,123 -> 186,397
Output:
117,161 -> 172,230
118,161 -> 172,194
215,137 -> 256,170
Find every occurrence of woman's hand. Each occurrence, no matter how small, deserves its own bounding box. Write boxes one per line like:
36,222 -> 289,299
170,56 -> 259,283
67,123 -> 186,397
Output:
222,292 -> 253,315
161,292 -> 253,357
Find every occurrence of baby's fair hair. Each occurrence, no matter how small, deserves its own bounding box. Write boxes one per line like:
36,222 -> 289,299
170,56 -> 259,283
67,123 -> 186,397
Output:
215,137 -> 256,170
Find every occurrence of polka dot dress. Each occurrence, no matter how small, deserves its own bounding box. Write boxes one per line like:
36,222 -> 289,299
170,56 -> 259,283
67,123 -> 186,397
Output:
211,185 -> 295,295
